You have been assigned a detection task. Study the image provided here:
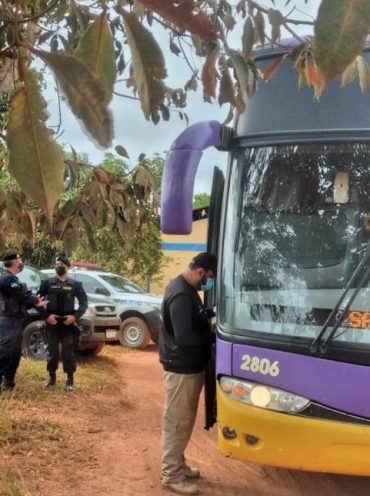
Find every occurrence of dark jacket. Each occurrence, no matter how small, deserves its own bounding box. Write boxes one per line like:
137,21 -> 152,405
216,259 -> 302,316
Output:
159,275 -> 212,374
0,271 -> 38,318
39,277 -> 87,320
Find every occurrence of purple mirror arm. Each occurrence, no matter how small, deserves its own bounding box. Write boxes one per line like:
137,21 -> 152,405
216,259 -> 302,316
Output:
160,120 -> 222,234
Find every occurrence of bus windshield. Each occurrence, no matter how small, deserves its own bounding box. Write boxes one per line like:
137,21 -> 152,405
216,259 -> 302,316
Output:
221,143 -> 370,347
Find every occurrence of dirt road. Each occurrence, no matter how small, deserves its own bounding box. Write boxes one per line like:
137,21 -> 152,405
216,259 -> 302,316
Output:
44,346 -> 370,496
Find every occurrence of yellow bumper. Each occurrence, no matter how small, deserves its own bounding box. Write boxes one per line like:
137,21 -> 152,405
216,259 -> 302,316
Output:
217,383 -> 370,475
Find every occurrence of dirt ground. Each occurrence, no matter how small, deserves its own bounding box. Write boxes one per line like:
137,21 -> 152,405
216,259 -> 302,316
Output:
35,345 -> 370,496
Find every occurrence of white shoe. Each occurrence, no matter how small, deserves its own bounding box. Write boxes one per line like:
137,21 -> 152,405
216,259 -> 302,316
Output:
162,480 -> 199,495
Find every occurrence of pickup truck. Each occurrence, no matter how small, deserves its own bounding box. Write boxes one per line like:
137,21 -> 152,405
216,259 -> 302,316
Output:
0,264 -> 121,360
42,267 -> 163,349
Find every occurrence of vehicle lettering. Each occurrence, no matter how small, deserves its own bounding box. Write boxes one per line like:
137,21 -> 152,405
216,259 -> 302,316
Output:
240,354 -> 280,377
121,300 -> 143,307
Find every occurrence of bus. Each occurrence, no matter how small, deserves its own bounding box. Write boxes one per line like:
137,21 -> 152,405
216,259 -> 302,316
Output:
160,40 -> 370,476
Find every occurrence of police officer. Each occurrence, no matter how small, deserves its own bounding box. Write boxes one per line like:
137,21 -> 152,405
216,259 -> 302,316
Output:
39,254 -> 87,391
0,249 -> 47,393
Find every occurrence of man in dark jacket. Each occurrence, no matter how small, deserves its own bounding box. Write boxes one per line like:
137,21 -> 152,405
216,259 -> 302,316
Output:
0,249 -> 47,392
39,254 -> 87,391
160,251 -> 217,495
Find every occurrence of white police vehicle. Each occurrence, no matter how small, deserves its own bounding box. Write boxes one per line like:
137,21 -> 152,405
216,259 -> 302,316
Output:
0,264 -> 121,360
41,268 -> 163,349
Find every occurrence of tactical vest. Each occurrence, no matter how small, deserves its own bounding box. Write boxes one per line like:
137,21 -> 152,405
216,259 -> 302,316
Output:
45,278 -> 77,316
0,282 -> 28,318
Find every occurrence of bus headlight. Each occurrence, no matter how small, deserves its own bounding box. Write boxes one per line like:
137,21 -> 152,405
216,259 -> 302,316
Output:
219,376 -> 310,413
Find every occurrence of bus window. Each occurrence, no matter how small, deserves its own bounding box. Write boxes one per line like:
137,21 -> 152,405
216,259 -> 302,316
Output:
221,142 -> 370,346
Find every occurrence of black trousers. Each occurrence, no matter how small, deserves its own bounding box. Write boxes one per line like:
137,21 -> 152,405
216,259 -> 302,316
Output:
0,316 -> 23,386
46,323 -> 77,375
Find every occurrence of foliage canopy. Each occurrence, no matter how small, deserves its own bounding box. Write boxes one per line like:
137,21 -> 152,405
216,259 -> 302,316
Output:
0,0 -> 369,247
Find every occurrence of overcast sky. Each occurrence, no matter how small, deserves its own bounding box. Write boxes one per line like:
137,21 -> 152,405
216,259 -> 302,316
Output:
45,0 -> 320,195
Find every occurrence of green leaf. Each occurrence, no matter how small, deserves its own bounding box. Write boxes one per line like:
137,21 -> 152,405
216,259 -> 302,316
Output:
80,202 -> 96,226
267,9 -> 283,44
118,9 -> 167,119
340,58 -> 358,88
242,17 -> 255,58
6,69 -> 65,216
81,217 -> 97,252
169,38 -> 181,56
356,55 -> 370,93
34,50 -> 113,147
0,189 -> 6,207
115,145 -> 130,158
74,13 -> 116,103
230,50 -> 249,112
223,15 -> 236,32
134,165 -> 154,190
254,11 -> 265,46
63,222 -> 79,253
218,55 -> 236,107
314,0 -> 370,83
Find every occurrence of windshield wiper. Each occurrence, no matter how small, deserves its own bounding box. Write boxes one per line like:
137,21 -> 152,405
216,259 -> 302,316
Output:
310,249 -> 370,355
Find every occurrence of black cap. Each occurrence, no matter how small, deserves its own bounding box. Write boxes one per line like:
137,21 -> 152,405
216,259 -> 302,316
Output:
2,249 -> 21,262
56,254 -> 71,267
190,252 -> 217,275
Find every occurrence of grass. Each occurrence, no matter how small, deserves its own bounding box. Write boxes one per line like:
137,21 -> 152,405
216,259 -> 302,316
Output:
0,467 -> 22,496
0,345 -> 122,496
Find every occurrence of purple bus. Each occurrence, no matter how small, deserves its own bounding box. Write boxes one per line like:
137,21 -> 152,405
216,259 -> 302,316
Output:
160,41 -> 370,475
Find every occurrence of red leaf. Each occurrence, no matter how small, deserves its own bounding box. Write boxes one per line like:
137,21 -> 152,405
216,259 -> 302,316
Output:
138,0 -> 217,42
262,55 -> 285,81
306,62 -> 319,86
201,49 -> 218,99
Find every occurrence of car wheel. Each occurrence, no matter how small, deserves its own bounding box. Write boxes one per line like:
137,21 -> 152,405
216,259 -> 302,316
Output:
120,317 -> 151,349
77,343 -> 105,357
22,321 -> 48,361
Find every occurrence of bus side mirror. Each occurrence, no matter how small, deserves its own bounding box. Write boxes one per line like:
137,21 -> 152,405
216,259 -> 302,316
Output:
161,121 -> 232,234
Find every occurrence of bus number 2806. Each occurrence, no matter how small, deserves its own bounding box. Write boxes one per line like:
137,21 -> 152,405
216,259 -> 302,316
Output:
240,354 -> 280,377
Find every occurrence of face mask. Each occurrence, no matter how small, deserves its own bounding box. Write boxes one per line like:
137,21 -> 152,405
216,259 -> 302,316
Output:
55,266 -> 66,276
201,278 -> 214,292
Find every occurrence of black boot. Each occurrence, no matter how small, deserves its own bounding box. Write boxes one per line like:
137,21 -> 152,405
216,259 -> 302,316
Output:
2,377 -> 16,392
65,373 -> 74,392
43,372 -> 56,389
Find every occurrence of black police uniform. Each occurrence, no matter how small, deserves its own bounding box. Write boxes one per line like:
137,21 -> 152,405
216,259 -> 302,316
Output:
39,276 -> 87,379
0,271 -> 38,390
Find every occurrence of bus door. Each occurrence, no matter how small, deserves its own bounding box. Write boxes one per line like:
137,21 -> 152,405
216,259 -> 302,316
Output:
204,166 -> 224,429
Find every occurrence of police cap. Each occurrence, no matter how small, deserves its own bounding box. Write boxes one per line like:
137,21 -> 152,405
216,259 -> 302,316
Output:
56,254 -> 71,267
2,249 -> 21,262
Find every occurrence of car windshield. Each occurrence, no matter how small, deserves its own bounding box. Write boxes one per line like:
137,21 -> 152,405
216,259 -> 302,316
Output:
221,142 -> 370,348
18,266 -> 46,293
99,274 -> 144,293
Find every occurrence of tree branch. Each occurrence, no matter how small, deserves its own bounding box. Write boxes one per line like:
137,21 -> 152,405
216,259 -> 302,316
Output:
246,0 -> 314,26
113,91 -> 140,101
177,36 -> 197,75
17,0 -> 60,24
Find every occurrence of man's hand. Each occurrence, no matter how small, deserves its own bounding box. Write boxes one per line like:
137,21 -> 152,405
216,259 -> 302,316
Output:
47,314 -> 58,325
36,296 -> 48,308
205,308 -> 216,319
64,315 -> 76,326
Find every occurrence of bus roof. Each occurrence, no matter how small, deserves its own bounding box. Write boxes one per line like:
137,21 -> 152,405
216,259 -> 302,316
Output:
254,37 -> 370,59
